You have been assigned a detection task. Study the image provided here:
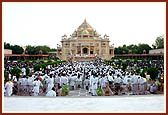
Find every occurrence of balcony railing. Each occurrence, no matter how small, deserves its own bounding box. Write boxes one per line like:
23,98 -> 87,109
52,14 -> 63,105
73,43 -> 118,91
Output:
74,54 -> 97,57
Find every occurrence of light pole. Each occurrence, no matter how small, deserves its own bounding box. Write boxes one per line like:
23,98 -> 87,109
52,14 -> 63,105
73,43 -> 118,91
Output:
160,74 -> 164,94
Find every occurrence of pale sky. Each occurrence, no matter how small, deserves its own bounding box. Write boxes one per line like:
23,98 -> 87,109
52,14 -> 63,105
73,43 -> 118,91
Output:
2,2 -> 166,49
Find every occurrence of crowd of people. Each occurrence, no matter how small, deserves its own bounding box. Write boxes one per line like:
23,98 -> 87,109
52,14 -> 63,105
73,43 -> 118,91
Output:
4,60 -> 164,97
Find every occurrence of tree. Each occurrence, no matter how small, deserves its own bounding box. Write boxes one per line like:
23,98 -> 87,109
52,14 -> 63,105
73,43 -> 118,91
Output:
114,46 -> 128,54
50,48 -> 57,51
147,67 -> 159,80
4,42 -> 11,49
11,67 -> 22,80
26,45 -> 36,54
127,44 -> 138,54
26,45 -> 51,54
34,46 -> 51,54
152,35 -> 164,49
4,42 -> 24,54
136,43 -> 152,54
10,45 -> 24,54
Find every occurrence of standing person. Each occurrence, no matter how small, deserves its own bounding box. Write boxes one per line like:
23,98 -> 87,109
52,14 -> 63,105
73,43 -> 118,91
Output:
33,78 -> 43,96
84,76 -> 90,90
20,75 -> 27,96
150,80 -> 158,94
27,75 -> 34,96
76,74 -> 82,89
12,74 -> 17,82
69,74 -> 76,90
61,72 -> 68,87
114,74 -> 122,95
108,73 -> 113,88
131,74 -> 138,95
126,75 -> 132,95
138,76 -> 146,95
21,67 -> 26,76
46,74 -> 54,93
5,79 -> 13,96
91,75 -> 98,96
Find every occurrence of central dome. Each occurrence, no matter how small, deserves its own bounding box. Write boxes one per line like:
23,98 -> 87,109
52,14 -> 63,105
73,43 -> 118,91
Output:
71,19 -> 100,38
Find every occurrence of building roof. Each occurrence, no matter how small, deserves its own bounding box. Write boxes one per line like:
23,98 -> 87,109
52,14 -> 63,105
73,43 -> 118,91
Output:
149,48 -> 164,54
72,19 -> 99,37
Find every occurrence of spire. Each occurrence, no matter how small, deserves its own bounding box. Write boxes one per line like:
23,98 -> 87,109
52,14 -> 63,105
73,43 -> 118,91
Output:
84,19 -> 87,23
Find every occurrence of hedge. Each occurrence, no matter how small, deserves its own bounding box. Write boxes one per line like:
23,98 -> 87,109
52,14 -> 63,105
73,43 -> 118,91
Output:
33,60 -> 66,72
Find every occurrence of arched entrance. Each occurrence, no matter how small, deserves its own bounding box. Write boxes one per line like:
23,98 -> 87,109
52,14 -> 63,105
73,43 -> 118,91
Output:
83,48 -> 88,54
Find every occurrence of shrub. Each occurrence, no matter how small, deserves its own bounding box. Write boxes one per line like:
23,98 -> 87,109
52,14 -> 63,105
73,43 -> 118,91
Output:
147,67 -> 159,80
97,88 -> 102,96
47,60 -> 52,63
34,64 -> 42,71
141,67 -> 159,80
25,67 -> 30,76
11,67 -> 21,79
62,84 -> 70,96
4,71 -> 9,81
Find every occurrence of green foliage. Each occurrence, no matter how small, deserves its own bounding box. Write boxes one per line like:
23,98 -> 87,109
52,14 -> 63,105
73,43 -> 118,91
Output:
121,63 -> 128,71
152,35 -> 164,49
4,42 -> 11,49
141,67 -> 159,80
97,88 -> 102,96
136,43 -> 152,54
26,45 -> 54,55
114,43 -> 152,54
4,42 -> 24,54
11,67 -> 21,79
147,67 -> 159,80
25,67 -> 30,76
136,68 -> 141,74
34,64 -> 43,71
25,45 -> 36,54
33,60 -> 66,72
4,71 -> 9,81
50,57 -> 59,61
62,84 -> 70,96
47,60 -> 52,63
11,45 -> 24,54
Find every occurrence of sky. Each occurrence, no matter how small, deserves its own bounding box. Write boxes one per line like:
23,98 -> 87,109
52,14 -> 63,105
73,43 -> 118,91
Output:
2,2 -> 166,49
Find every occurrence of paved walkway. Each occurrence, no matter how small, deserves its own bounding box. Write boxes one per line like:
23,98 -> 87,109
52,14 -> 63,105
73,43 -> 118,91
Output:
3,94 -> 165,112
69,89 -> 92,97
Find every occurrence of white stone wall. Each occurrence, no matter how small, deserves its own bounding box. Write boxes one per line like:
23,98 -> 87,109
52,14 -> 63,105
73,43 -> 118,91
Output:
4,49 -> 12,54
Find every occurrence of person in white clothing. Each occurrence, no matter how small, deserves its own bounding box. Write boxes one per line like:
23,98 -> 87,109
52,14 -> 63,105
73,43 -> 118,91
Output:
61,73 -> 68,87
27,75 -> 34,96
114,74 -> 122,95
84,76 -> 90,90
21,67 -> 26,76
33,78 -> 43,96
91,75 -> 98,96
21,75 -> 28,96
5,79 -> 13,96
138,76 -> 146,95
131,74 -> 138,95
46,74 -> 54,93
46,87 -> 56,97
12,74 -> 17,82
76,74 -> 82,89
69,75 -> 77,90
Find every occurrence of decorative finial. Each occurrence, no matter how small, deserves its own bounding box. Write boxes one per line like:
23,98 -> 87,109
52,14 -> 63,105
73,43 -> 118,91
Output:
84,19 -> 87,23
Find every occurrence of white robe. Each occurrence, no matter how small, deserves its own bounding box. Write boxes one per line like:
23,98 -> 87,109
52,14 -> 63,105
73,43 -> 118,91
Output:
5,81 -> 13,96
46,90 -> 56,97
47,77 -> 54,93
33,80 -> 43,96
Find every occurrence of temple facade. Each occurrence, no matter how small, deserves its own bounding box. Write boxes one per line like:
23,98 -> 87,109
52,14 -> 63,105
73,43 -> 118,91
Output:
56,19 -> 114,61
